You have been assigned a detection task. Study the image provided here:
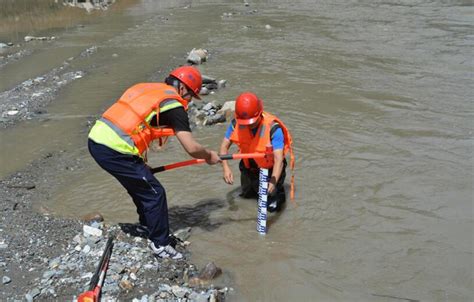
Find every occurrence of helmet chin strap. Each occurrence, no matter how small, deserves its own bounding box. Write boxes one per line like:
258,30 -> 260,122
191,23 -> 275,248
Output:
165,76 -> 192,100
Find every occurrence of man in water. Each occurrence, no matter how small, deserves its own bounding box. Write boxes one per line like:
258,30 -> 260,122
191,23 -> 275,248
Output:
219,92 -> 294,212
88,66 -> 220,259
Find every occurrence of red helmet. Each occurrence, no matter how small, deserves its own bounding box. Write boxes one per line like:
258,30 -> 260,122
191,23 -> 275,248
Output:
169,66 -> 202,99
235,92 -> 263,125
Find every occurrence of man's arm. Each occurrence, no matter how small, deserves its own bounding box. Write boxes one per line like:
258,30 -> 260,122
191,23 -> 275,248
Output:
159,106 -> 220,164
220,138 -> 233,184
175,131 -> 220,164
268,125 -> 285,194
268,149 -> 284,194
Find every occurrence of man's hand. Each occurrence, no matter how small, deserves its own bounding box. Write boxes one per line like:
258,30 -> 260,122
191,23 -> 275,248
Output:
267,181 -> 276,195
206,150 -> 221,165
223,166 -> 234,184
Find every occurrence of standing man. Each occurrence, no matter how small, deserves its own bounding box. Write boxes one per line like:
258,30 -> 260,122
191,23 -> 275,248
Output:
220,92 -> 294,212
88,66 -> 220,260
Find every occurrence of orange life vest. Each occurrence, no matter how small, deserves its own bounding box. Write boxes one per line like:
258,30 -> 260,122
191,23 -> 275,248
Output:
229,111 -> 296,200
102,83 -> 188,155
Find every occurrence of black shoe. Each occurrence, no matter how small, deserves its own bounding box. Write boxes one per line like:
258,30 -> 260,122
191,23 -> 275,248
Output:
267,198 -> 285,213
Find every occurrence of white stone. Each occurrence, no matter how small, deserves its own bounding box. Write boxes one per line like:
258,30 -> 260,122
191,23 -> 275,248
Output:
218,101 -> 235,114
83,225 -> 103,237
82,245 -> 91,254
7,110 -> 19,116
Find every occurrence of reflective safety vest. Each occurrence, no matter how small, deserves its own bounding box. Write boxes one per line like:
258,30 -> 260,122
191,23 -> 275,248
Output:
88,83 -> 188,157
229,111 -> 296,200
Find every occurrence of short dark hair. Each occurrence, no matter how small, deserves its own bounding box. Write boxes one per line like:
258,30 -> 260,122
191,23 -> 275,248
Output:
164,76 -> 180,88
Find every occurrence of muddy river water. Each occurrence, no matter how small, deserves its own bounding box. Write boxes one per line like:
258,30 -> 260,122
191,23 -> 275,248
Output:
1,0 -> 472,301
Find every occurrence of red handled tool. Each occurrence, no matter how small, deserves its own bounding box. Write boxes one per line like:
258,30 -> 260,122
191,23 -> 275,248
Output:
151,152 -> 272,174
78,235 -> 114,302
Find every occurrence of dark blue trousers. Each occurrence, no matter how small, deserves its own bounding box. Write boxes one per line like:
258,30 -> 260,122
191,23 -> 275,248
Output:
88,139 -> 170,246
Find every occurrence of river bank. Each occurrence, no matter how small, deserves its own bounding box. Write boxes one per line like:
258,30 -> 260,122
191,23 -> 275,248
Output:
0,0 -> 139,43
0,147 -> 229,301
0,2 -> 233,300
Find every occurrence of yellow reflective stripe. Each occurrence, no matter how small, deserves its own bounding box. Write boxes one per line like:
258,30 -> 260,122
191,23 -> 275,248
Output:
145,111 -> 156,124
88,120 -> 140,156
160,100 -> 183,113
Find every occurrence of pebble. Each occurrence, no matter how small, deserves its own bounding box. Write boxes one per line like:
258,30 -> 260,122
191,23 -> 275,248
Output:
119,279 -> 134,290
171,285 -> 188,298
82,245 -> 91,254
199,262 -> 222,280
82,212 -> 104,223
25,288 -> 40,302
83,224 -> 103,237
2,276 -> 11,284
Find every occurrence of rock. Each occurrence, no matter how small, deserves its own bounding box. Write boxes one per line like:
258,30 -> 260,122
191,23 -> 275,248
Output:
83,224 -> 103,237
0,43 -> 9,48
25,288 -> 40,302
202,102 -> 216,112
24,36 -> 52,42
202,75 -> 216,84
159,284 -> 172,292
73,234 -> 85,245
49,257 -> 61,269
189,292 -> 209,302
110,263 -> 126,274
199,87 -> 210,95
173,227 -> 192,242
188,277 -> 205,287
119,279 -> 134,290
82,245 -> 91,254
187,48 -> 208,65
210,292 -> 217,302
2,276 -> 11,284
81,272 -> 93,279
203,113 -> 226,126
198,262 -> 222,280
265,24 -> 272,30
7,110 -> 19,116
217,79 -> 227,89
42,270 -> 56,280
218,101 -> 235,115
171,285 -> 188,298
205,82 -> 218,90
